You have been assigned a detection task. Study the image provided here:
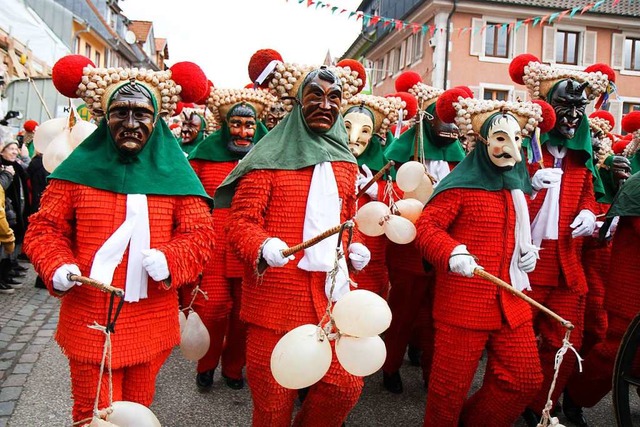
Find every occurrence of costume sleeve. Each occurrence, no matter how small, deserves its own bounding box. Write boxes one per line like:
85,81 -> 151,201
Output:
415,189 -> 464,272
23,179 -> 78,295
226,170 -> 273,270
156,195 -> 215,288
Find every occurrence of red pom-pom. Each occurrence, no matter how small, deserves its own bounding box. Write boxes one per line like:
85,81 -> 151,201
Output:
52,55 -> 95,98
589,110 -> 615,127
170,62 -> 208,103
394,71 -> 422,93
453,85 -> 473,98
621,111 -> 640,134
174,102 -> 194,116
390,92 -> 418,120
23,120 -> 38,132
612,138 -> 631,155
336,59 -> 367,94
195,80 -> 214,105
509,54 -> 540,85
584,63 -> 616,83
169,123 -> 180,130
248,49 -> 283,88
533,100 -> 556,134
435,88 -> 469,124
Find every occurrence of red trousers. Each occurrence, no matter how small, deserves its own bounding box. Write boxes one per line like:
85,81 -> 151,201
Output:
567,314 -> 640,407
69,349 -> 171,423
383,269 -> 433,382
246,324 -> 363,427
194,277 -> 246,379
527,286 -> 585,413
425,321 -> 542,427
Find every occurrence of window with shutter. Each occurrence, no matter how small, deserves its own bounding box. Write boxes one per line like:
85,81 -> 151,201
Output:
582,31 -> 597,66
485,23 -> 509,58
414,31 -> 424,62
608,99 -> 624,134
542,26 -> 556,63
406,36 -> 413,67
483,88 -> 509,101
624,37 -> 640,71
470,18 -> 484,56
556,30 -> 580,65
513,25 -> 528,57
611,33 -> 626,70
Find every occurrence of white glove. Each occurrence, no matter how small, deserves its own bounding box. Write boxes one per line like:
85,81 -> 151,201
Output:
356,164 -> 378,200
448,245 -> 481,278
52,264 -> 82,292
141,249 -> 170,281
518,251 -> 537,273
570,209 -> 597,238
348,243 -> 371,271
531,168 -> 563,191
261,238 -> 294,268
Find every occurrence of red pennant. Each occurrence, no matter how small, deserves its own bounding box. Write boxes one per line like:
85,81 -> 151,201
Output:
539,14 -> 549,25
412,24 -> 420,34
581,3 -> 594,14
429,25 -> 436,37
558,9 -> 570,21
382,19 -> 391,28
370,15 -> 380,26
395,19 -> 403,31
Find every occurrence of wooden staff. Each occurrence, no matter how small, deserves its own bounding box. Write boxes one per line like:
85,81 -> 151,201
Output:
68,274 -> 125,297
257,221 -> 354,274
356,161 -> 395,199
474,268 -> 574,330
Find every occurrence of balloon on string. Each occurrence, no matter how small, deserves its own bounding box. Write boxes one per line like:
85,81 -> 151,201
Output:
69,119 -> 97,148
382,215 -> 417,244
178,310 -> 186,334
335,335 -> 386,376
270,324 -> 332,389
403,174 -> 433,205
355,201 -> 391,237
332,289 -> 392,337
88,417 -> 118,427
396,161 -> 425,192
393,198 -> 423,224
33,117 -> 67,153
106,401 -> 161,427
42,131 -> 74,173
180,311 -> 210,361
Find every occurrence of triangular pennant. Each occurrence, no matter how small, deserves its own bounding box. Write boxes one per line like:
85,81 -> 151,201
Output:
395,19 -> 403,31
569,6 -> 581,17
557,10 -> 570,22
371,15 -> 380,26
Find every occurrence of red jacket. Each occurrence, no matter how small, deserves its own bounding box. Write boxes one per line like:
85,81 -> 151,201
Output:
226,162 -> 360,332
24,180 -> 215,367
527,146 -> 597,293
416,188 -> 533,331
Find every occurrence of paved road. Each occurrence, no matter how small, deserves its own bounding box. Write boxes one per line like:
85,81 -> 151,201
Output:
0,264 -> 633,426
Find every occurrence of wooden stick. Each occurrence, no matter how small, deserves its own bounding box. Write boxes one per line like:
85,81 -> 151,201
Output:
474,268 -> 574,330
356,161 -> 395,199
257,221 -> 354,274
28,77 -> 52,119
68,274 -> 125,297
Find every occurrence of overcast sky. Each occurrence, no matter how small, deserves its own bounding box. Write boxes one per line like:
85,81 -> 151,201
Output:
119,0 -> 363,88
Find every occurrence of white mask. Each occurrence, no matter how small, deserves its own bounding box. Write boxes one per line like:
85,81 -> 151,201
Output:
344,111 -> 374,157
485,114 -> 523,169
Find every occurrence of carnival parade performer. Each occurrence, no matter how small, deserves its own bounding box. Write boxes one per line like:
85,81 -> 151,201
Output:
216,64 -> 370,427
415,87 -> 555,426
23,55 -> 215,423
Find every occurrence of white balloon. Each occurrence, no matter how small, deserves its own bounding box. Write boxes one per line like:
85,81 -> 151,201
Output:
70,120 -> 98,148
178,310 -> 186,334
403,174 -> 434,205
336,335 -> 386,377
106,401 -> 161,427
355,201 -> 390,237
42,131 -> 73,173
33,117 -> 67,153
270,324 -> 332,389
332,289 -> 392,337
394,198 -> 424,224
88,416 -> 119,427
180,311 -> 210,361
396,161 -> 425,192
383,215 -> 417,244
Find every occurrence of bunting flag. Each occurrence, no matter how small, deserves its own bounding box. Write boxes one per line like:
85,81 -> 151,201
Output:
287,0 -> 626,38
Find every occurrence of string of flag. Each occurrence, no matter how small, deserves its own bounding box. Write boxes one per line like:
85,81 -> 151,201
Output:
288,0 -> 628,37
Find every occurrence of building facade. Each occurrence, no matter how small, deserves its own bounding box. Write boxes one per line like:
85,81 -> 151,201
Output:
343,0 -> 640,134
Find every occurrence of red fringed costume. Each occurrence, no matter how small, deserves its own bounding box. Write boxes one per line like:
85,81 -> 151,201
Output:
24,181 -> 214,421
227,164 -> 364,426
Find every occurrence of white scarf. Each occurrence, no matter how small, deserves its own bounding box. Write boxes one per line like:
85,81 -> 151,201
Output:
89,194 -> 151,303
510,190 -> 538,291
298,162 -> 350,301
530,145 -> 567,246
426,160 -> 451,186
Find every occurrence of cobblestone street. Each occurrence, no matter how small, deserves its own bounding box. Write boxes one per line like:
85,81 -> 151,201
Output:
0,264 -> 631,426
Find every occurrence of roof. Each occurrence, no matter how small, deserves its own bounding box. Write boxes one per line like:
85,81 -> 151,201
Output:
469,0 -> 640,17
155,37 -> 168,60
129,20 -> 152,43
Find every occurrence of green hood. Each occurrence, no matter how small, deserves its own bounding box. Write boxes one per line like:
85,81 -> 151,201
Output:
356,132 -> 394,178
189,120 -> 269,162
213,96 -> 356,209
49,118 -> 210,202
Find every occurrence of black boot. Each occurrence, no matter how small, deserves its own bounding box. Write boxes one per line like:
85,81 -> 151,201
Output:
0,281 -> 15,294
221,372 -> 244,390
196,369 -> 215,392
0,259 -> 21,287
563,391 -> 588,427
382,370 -> 403,394
10,259 -> 28,272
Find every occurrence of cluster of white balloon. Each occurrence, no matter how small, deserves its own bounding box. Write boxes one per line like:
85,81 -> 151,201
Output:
33,109 -> 97,173
355,161 -> 433,245
270,289 -> 392,389
88,401 -> 161,427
